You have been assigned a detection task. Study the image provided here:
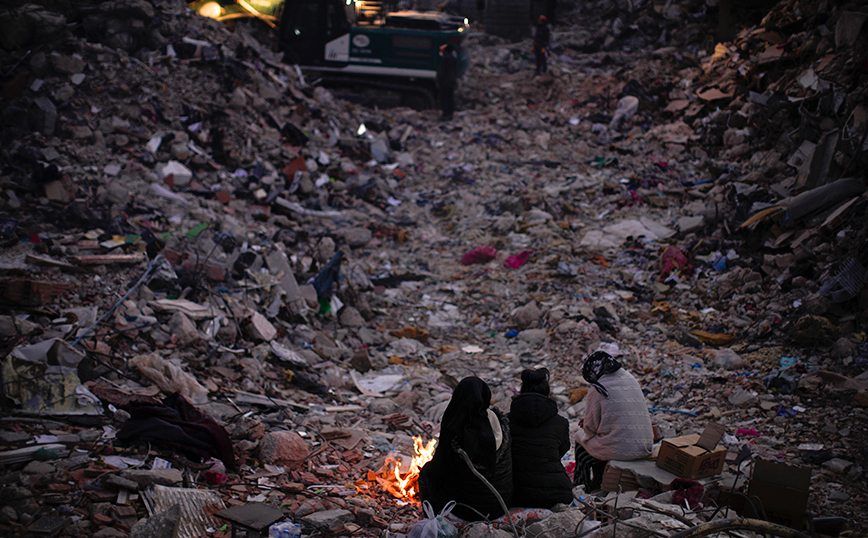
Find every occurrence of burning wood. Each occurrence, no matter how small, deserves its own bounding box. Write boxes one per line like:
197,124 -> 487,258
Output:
368,437 -> 437,502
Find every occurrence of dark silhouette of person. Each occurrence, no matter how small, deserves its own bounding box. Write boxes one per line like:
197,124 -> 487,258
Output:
436,43 -> 459,120
533,15 -> 550,76
509,368 -> 573,508
418,377 -> 513,520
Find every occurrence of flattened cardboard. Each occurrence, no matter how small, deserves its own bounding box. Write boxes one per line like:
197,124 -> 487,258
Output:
216,502 -> 284,531
656,423 -> 727,479
696,422 -> 726,451
746,460 -> 811,530
600,464 -> 641,492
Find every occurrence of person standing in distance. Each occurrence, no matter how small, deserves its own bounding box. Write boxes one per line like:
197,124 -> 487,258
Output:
533,15 -> 550,76
437,43 -> 459,121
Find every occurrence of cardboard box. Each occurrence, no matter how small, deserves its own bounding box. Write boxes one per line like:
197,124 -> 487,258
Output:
655,423 -> 726,479
745,459 -> 811,530
600,464 -> 641,492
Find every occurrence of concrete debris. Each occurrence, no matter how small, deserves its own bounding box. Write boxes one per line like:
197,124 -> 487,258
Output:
130,504 -> 181,538
259,431 -> 310,467
120,469 -> 185,488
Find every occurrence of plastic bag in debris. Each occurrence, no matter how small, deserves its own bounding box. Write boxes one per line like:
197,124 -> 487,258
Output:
762,366 -> 798,394
313,250 -> 344,300
129,352 -> 209,404
409,501 -> 457,538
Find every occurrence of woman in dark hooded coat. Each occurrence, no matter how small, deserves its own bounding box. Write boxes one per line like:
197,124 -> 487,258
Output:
509,368 -> 573,508
418,377 -> 513,521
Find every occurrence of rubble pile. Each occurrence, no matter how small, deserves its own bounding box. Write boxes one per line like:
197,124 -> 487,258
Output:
551,0 -> 767,52
1,0 -> 867,536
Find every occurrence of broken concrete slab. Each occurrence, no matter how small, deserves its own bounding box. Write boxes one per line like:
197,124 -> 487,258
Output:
300,509 -> 353,532
130,504 -> 180,538
265,250 -> 306,314
120,469 -> 184,488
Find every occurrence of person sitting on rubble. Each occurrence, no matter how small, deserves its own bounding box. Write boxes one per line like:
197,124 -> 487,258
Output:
509,368 -> 573,508
574,350 -> 653,492
418,376 -> 513,520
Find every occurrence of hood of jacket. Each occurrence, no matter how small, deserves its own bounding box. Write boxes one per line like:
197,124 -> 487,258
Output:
510,392 -> 558,427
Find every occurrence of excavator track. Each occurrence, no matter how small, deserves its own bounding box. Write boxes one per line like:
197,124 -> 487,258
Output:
308,74 -> 437,110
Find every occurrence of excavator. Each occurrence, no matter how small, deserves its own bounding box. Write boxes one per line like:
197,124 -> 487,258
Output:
190,0 -> 469,109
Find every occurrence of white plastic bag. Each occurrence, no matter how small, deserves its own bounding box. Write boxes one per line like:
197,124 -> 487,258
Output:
129,352 -> 209,404
409,501 -> 457,538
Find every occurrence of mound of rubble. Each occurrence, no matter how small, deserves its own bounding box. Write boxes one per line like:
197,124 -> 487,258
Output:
1,0 -> 867,536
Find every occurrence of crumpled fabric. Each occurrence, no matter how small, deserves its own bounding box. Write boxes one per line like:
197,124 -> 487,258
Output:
129,353 -> 209,404
116,392 -> 235,470
670,478 -> 704,508
504,250 -> 531,268
763,365 -> 802,394
313,250 -> 344,299
659,245 -> 694,281
461,246 -> 497,266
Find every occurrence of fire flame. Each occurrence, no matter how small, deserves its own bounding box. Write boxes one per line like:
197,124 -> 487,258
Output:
369,436 -> 437,502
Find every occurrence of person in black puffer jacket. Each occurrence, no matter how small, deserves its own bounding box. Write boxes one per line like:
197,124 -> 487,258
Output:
418,376 -> 513,521
509,368 -> 573,508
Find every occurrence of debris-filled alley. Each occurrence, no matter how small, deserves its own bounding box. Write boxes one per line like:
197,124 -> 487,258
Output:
1,0 -> 868,536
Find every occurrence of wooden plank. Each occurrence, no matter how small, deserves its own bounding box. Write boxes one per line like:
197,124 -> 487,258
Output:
71,254 -> 146,265
232,390 -> 309,411
25,254 -> 85,273
820,197 -> 860,233
215,503 -> 284,532
0,444 -> 67,465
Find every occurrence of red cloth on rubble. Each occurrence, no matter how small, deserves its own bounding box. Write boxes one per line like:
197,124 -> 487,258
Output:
670,478 -> 704,508
659,245 -> 694,281
505,250 -> 531,268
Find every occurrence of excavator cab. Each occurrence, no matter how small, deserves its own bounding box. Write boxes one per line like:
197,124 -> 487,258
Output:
278,0 -> 352,66
276,0 -> 468,108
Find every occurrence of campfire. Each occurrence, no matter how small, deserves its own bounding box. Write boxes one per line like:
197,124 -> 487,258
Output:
368,437 -> 437,502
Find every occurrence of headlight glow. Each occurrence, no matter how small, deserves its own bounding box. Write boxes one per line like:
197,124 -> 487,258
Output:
198,1 -> 223,18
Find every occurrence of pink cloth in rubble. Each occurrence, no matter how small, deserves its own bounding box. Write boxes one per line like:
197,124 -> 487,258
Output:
504,250 -> 531,268
461,246 -> 497,266
670,478 -> 704,509
659,245 -> 694,280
